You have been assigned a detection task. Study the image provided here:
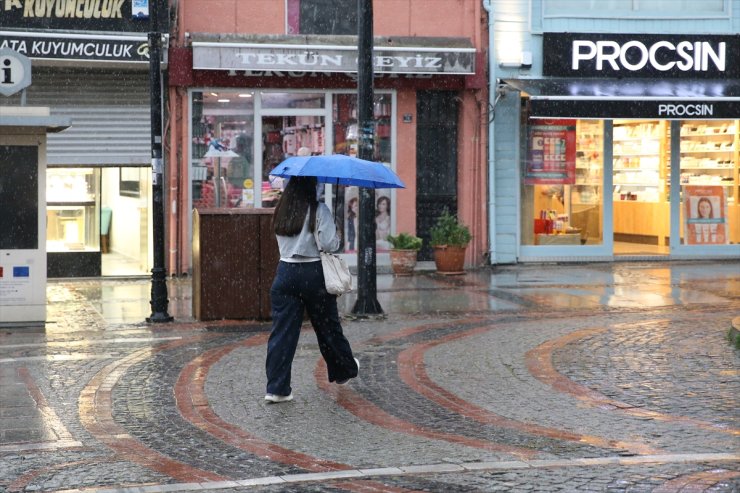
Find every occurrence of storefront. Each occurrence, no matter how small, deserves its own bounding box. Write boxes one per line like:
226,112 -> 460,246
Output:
167,34 -> 484,274
504,33 -> 740,260
188,88 -> 395,250
0,1 -> 166,277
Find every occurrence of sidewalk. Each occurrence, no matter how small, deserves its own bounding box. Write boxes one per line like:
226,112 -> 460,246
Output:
1,260 -> 738,492
43,259 -> 740,325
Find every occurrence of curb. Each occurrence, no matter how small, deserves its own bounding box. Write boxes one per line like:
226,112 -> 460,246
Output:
730,316 -> 740,346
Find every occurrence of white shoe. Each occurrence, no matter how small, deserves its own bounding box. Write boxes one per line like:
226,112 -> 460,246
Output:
264,393 -> 293,403
337,358 -> 360,385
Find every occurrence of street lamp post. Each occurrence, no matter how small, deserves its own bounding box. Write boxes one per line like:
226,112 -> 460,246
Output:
351,0 -> 384,316
146,0 -> 173,323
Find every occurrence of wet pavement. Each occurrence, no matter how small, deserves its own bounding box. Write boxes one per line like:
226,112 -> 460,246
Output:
0,260 -> 738,492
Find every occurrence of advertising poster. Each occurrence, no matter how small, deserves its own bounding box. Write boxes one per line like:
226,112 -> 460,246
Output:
343,187 -> 392,253
525,120 -> 576,185
684,185 -> 728,245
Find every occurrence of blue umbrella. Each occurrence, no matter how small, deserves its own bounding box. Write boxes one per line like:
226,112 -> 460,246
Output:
270,154 -> 406,189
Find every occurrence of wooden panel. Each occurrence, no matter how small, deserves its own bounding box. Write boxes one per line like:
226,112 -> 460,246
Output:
259,214 -> 279,319
193,209 -> 277,321
535,233 -> 581,245
613,201 -> 669,238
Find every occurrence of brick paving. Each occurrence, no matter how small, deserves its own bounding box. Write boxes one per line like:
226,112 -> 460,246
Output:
0,261 -> 738,492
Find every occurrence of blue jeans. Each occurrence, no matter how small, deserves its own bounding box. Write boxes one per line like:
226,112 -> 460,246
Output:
265,261 -> 358,396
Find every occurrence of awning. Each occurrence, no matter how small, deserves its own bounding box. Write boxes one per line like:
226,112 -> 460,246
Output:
191,34 -> 475,75
503,78 -> 740,119
0,107 -> 70,133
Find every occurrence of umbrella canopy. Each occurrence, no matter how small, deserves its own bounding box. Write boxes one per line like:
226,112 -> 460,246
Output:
270,154 -> 406,189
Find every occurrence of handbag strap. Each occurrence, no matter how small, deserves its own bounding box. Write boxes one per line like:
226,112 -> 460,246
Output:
313,226 -> 325,253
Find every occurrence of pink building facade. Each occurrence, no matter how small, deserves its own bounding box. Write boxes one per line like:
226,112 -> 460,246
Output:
165,0 -> 489,275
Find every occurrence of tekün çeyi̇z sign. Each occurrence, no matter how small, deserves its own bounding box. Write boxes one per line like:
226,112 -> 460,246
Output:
193,45 -> 475,75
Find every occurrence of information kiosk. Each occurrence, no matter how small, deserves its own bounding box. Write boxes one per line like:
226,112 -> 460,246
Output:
0,50 -> 70,327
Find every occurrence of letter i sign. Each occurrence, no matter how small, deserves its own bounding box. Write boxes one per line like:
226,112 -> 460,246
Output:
0,48 -> 32,97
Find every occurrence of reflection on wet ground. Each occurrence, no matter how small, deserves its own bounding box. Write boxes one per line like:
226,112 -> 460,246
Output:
43,260 -> 739,326
0,260 -> 737,492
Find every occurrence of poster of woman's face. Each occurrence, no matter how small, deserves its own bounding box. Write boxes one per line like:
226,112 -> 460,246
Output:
684,185 -> 728,246
343,187 -> 392,253
691,196 -> 718,219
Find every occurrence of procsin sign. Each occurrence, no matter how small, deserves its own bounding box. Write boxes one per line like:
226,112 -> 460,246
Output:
543,33 -> 740,79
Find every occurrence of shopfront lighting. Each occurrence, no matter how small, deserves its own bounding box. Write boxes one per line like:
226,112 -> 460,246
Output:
499,51 -> 532,69
238,93 -> 253,98
217,99 -> 230,103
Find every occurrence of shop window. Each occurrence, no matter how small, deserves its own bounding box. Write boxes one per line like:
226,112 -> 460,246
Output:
678,120 -> 738,246
191,91 -> 255,209
287,0 -> 357,35
332,93 -> 394,253
188,90 -> 396,250
46,168 -> 100,252
521,119 -> 604,247
543,0 -> 726,16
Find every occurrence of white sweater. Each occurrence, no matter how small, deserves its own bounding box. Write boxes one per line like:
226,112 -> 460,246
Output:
276,203 -> 340,262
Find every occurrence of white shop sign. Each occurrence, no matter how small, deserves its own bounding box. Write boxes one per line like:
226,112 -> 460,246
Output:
193,43 -> 475,75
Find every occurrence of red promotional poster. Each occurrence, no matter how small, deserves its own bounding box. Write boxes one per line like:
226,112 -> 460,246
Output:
684,185 -> 728,245
525,120 -> 577,185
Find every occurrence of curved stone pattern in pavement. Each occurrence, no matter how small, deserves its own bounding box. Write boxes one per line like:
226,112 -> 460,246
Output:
550,316 -> 739,430
320,320 -> 612,459
1,263 -> 738,492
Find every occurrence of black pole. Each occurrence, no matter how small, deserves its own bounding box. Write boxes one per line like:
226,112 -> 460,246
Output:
146,0 -> 173,323
351,0 -> 383,316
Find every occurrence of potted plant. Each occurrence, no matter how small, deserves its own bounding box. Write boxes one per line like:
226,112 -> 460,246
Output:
429,209 -> 471,274
386,232 -> 423,275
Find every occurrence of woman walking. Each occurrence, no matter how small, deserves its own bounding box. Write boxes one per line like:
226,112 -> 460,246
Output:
265,176 -> 359,403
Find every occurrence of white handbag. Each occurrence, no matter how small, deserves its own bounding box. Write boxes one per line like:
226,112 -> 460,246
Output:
315,230 -> 352,295
320,251 -> 353,295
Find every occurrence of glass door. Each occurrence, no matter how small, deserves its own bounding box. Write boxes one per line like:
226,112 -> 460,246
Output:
100,167 -> 151,276
255,92 -> 327,208
611,120 -> 670,256
260,113 -> 326,207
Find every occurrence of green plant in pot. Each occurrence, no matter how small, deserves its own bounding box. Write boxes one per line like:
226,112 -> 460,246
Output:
386,232 -> 422,275
429,209 -> 471,274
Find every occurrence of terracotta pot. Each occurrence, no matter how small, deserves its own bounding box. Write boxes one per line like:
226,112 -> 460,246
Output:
389,249 -> 418,275
433,245 -> 467,274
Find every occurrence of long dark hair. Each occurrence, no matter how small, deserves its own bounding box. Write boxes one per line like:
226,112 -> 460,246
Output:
273,176 -> 318,236
376,196 -> 390,216
347,197 -> 358,220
